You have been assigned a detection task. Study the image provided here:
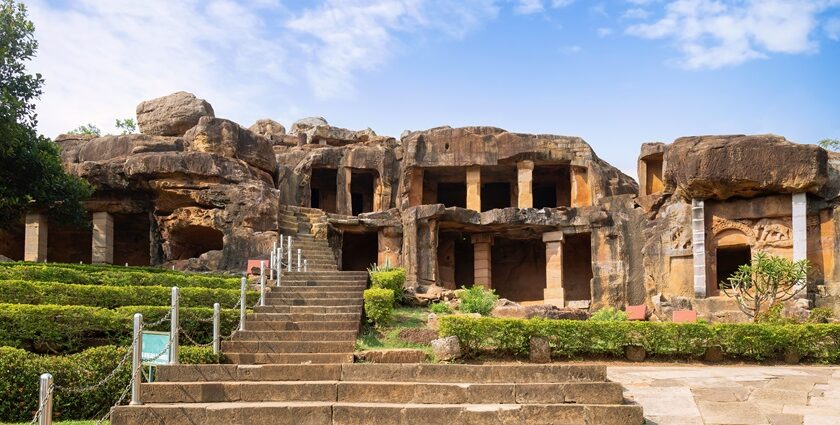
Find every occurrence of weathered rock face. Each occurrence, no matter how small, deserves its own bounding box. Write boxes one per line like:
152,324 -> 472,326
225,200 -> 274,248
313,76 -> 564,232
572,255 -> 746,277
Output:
248,119 -> 286,142
183,117 -> 277,175
136,91 -> 214,137
291,116 -> 379,146
664,135 -> 829,200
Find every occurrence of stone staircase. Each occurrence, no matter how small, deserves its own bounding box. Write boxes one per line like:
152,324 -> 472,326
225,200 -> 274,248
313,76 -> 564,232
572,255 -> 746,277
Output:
277,205 -> 337,272
113,363 -> 644,424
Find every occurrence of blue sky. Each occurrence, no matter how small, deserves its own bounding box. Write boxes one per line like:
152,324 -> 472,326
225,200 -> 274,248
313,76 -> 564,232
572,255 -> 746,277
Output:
24,0 -> 840,176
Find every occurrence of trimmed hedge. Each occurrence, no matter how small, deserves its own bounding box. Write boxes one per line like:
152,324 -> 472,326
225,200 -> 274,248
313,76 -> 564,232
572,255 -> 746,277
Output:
438,316 -> 840,363
0,303 -> 241,353
0,345 -> 219,422
0,279 -> 258,309
364,288 -> 394,327
369,268 -> 406,302
0,264 -> 240,289
0,261 -> 234,278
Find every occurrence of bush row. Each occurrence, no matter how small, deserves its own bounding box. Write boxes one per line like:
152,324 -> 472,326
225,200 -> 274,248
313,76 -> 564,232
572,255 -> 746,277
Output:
0,261 -> 234,278
0,264 -> 241,289
0,303 -> 241,354
438,316 -> 840,362
0,345 -> 219,422
369,268 -> 406,303
0,279 -> 258,309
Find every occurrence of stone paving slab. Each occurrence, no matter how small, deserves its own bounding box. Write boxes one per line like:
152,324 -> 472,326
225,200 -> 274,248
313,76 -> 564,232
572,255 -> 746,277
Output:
608,365 -> 840,425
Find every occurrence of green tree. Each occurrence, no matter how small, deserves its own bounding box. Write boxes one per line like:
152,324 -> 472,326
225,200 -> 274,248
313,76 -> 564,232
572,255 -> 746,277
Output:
115,118 -> 136,134
67,123 -> 101,136
721,252 -> 809,322
0,0 -> 91,229
819,139 -> 839,151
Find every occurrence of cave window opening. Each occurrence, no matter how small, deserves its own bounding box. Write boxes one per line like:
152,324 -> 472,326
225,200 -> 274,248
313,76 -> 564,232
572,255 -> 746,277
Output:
341,231 -> 378,271
310,168 -> 338,213
169,225 -> 223,260
716,245 -> 751,289
563,232 -> 593,302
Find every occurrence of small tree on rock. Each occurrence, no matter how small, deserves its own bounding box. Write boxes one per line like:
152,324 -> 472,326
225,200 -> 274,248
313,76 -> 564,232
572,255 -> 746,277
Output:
721,252 -> 808,322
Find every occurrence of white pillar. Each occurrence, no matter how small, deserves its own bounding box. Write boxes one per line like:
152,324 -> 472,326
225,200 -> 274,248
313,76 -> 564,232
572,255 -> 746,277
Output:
24,213 -> 48,262
691,199 -> 706,298
92,212 -> 114,264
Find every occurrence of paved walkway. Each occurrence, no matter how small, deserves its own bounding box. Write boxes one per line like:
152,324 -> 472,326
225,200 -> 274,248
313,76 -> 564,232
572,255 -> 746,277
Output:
608,365 -> 840,425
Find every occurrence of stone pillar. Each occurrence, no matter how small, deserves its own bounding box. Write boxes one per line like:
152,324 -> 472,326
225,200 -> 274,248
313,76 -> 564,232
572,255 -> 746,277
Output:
471,233 -> 493,289
517,160 -> 534,209
466,166 -> 481,212
543,231 -> 564,306
571,166 -> 591,207
792,193 -> 807,289
337,167 -> 352,215
377,227 -> 401,269
92,212 -> 114,264
691,199 -> 706,298
408,168 -> 424,207
24,213 -> 48,262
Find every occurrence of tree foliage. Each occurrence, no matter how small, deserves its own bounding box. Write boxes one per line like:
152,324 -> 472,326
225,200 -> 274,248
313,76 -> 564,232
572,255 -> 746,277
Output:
721,252 -> 809,321
0,0 -> 91,229
819,139 -> 840,151
115,117 -> 136,134
66,123 -> 101,136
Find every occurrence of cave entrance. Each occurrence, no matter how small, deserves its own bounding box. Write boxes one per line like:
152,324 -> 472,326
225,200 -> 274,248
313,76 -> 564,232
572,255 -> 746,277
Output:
480,165 -> 515,212
341,231 -> 378,271
534,164 -> 571,208
490,237 -> 546,302
716,245 -> 751,289
0,224 -> 25,261
563,232 -> 592,302
48,218 -> 92,263
114,214 -> 151,266
423,167 -> 466,208
350,169 -> 377,215
437,231 -> 474,290
643,153 -> 664,195
311,168 -> 338,213
169,225 -> 223,260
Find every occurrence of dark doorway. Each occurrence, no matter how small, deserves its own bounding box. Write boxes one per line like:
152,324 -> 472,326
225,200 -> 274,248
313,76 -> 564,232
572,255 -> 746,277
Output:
563,232 -> 592,302
717,245 -> 751,288
491,237 -> 546,302
350,170 -> 376,215
114,214 -> 151,266
341,232 -> 378,271
454,236 -> 474,289
437,232 -> 474,289
481,182 -> 511,211
437,183 -> 467,208
310,168 -> 338,213
0,225 -> 25,261
534,164 -> 571,208
168,225 -> 224,260
533,183 -> 557,209
48,220 -> 92,263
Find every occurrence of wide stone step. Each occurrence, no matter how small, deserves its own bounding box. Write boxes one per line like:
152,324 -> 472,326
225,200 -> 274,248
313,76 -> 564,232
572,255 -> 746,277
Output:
112,402 -> 643,425
221,340 -> 356,353
244,320 -> 360,331
340,364 -> 607,383
232,330 -> 358,342
248,312 -> 361,322
264,297 -> 362,306
155,364 -> 344,382
254,305 -> 361,314
279,282 -> 366,288
224,352 -> 354,365
268,288 -> 364,297
138,381 -> 623,405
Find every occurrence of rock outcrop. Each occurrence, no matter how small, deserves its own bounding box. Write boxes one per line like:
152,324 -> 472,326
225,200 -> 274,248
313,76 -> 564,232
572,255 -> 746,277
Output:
136,91 -> 214,137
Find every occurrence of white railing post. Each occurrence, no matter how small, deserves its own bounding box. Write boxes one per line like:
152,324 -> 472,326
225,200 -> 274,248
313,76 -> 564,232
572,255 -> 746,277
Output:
259,261 -> 266,307
304,259 -> 308,272
38,373 -> 53,425
212,302 -> 220,355
130,313 -> 143,406
287,236 -> 292,272
239,277 -> 247,331
170,287 -> 179,364
297,249 -> 301,272
269,248 -> 275,281
276,247 -> 282,287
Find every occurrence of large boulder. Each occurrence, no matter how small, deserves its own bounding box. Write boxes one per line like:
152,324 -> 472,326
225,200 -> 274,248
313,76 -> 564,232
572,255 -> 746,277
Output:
664,134 -> 829,200
248,119 -> 286,141
183,117 -> 277,174
136,91 -> 214,137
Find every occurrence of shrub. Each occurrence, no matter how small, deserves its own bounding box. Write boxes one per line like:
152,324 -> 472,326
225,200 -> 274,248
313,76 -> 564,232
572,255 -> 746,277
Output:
808,307 -> 834,324
458,286 -> 498,316
0,279 -> 256,309
430,302 -> 453,314
0,303 -> 240,353
364,288 -> 395,327
722,253 -> 809,321
0,264 -> 240,289
0,345 -> 218,422
369,268 -> 406,302
590,307 -> 628,321
438,315 -> 840,363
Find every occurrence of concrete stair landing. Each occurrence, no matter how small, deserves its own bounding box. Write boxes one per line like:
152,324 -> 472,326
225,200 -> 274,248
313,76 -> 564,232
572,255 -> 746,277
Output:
113,364 -> 644,424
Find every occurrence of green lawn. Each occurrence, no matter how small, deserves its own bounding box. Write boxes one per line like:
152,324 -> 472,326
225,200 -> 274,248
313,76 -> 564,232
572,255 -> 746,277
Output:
356,306 -> 436,358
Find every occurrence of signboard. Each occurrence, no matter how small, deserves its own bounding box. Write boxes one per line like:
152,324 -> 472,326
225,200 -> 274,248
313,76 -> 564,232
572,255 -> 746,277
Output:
142,331 -> 170,365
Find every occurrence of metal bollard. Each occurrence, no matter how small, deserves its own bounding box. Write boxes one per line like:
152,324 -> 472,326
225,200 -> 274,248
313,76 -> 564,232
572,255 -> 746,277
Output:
39,373 -> 53,425
239,277 -> 247,331
276,248 -> 282,287
212,303 -> 220,355
297,249 -> 302,272
269,249 -> 275,281
130,313 -> 143,406
287,236 -> 292,272
259,261 -> 266,307
170,287 -> 179,365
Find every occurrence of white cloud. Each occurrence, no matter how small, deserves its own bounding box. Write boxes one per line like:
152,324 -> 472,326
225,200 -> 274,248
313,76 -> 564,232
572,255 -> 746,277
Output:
621,7 -> 650,20
827,17 -> 840,40
513,0 -> 544,14
626,0 -> 840,69
597,27 -> 613,37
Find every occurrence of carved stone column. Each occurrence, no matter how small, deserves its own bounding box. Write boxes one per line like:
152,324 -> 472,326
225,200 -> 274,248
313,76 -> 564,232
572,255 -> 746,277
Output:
466,166 -> 481,212
543,231 -> 564,306
472,233 -> 493,289
517,160 -> 534,209
92,212 -> 114,264
24,213 -> 48,262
